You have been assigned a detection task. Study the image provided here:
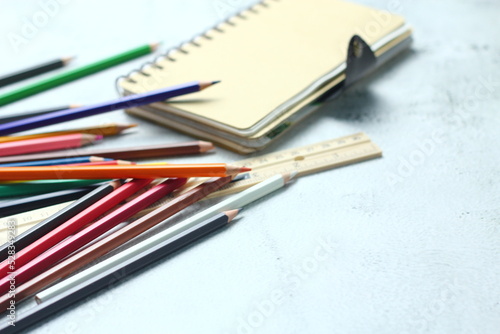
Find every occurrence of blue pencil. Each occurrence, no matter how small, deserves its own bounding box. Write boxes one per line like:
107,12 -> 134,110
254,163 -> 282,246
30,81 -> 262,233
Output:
0,156 -> 111,167
0,81 -> 219,136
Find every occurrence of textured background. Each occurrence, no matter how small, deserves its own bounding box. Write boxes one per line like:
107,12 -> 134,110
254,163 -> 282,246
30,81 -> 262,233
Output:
0,0 -> 499,333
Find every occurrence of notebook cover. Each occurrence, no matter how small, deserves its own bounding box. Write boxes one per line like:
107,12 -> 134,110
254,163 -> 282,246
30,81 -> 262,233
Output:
120,0 -> 406,136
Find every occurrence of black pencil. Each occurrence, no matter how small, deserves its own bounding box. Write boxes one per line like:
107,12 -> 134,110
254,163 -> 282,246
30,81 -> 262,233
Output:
0,210 -> 239,332
0,185 -> 99,218
0,180 -> 121,261
0,105 -> 80,125
0,57 -> 74,88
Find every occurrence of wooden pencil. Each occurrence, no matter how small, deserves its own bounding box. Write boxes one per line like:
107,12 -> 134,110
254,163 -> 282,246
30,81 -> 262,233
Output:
0,44 -> 158,106
0,164 -> 249,180
0,181 -> 121,260
0,156 -> 109,167
1,210 -> 239,333
0,185 -> 98,218
0,81 -> 219,135
0,133 -> 102,157
0,105 -> 80,125
0,57 -> 73,88
0,176 -> 233,306
0,141 -> 214,164
0,178 -> 186,295
0,179 -> 150,278
0,179 -> 109,198
0,123 -> 136,143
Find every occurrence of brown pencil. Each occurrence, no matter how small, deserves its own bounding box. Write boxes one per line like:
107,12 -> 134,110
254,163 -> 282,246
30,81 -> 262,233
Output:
0,123 -> 137,143
0,176 -> 233,309
0,140 -> 214,163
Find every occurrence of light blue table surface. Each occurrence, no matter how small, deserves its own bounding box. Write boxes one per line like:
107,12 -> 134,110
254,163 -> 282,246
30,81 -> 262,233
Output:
0,1 -> 498,333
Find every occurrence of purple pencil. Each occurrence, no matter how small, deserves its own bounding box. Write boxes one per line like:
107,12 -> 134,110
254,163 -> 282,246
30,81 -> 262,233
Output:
0,81 -> 219,135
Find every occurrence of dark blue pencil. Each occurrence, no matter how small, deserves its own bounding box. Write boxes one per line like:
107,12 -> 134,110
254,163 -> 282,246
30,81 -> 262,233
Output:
0,81 -> 219,135
0,156 -> 111,167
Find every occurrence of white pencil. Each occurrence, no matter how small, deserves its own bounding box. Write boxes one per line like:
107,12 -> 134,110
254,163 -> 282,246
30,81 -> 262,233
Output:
35,172 -> 297,303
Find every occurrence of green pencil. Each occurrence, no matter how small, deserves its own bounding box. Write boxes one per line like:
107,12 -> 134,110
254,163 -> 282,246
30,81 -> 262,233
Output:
0,179 -> 109,198
0,43 -> 159,106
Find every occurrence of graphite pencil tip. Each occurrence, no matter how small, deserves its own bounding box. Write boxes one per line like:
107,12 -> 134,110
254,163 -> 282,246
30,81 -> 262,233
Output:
212,80 -> 221,85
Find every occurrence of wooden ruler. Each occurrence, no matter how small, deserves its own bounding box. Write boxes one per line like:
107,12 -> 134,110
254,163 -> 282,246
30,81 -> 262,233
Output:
0,132 -> 381,234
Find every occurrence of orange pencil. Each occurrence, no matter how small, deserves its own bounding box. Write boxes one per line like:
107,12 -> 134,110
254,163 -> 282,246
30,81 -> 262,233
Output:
0,123 -> 137,143
0,133 -> 102,157
0,164 -> 249,180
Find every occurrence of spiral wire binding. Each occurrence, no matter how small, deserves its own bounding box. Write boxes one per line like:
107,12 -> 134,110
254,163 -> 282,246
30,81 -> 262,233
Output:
115,0 -> 277,96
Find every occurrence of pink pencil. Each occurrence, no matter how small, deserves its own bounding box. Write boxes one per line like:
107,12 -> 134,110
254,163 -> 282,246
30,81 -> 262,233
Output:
65,160 -> 135,166
0,133 -> 102,157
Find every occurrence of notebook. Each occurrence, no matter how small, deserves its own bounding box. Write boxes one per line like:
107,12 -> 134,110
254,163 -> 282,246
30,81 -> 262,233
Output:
119,0 -> 412,153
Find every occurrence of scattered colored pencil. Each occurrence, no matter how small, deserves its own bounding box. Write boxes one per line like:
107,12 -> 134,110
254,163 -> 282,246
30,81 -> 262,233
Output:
0,178 -> 186,295
0,175 -> 232,306
0,164 -> 248,180
0,181 -> 121,260
0,156 -> 109,167
65,160 -> 134,167
0,104 -> 81,125
0,133 -> 102,157
1,210 -> 239,333
0,43 -> 158,106
0,57 -> 73,88
35,210 -> 239,304
0,179 -> 150,279
0,179 -> 109,198
0,123 -> 136,143
0,80 -> 219,135
0,185 -> 98,218
0,140 -> 214,163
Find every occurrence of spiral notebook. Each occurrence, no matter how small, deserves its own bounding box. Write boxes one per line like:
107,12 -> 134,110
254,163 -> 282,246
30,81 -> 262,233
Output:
119,0 -> 412,153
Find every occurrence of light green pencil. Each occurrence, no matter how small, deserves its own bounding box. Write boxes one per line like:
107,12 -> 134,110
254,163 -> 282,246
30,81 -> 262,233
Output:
0,43 -> 159,106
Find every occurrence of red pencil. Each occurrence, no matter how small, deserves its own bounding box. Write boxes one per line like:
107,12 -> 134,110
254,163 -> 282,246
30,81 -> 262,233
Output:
0,178 -> 186,294
0,179 -> 151,279
0,133 -> 102,157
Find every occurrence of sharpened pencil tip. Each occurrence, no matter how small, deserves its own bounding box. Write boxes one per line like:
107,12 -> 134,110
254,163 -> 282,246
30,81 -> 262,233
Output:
225,209 -> 240,223
61,56 -> 75,65
149,42 -> 161,51
282,171 -> 298,184
95,135 -> 104,141
239,167 -> 252,172
212,80 -> 221,85
198,141 -> 215,153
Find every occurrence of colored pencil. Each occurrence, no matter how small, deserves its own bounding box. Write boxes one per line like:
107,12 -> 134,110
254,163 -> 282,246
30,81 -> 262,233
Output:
36,210 -> 240,302
0,210 -> 239,333
0,43 -> 158,106
65,160 -> 134,167
0,178 -> 186,295
0,179 -> 108,198
0,133 -> 102,157
0,185 -> 98,218
0,141 -> 214,164
0,80 -> 219,135
0,57 -> 73,88
0,181 -> 121,260
0,179 -> 150,279
0,175 -> 232,306
0,164 -> 249,180
0,123 -> 136,144
0,156 -> 109,167
0,105 -> 80,125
